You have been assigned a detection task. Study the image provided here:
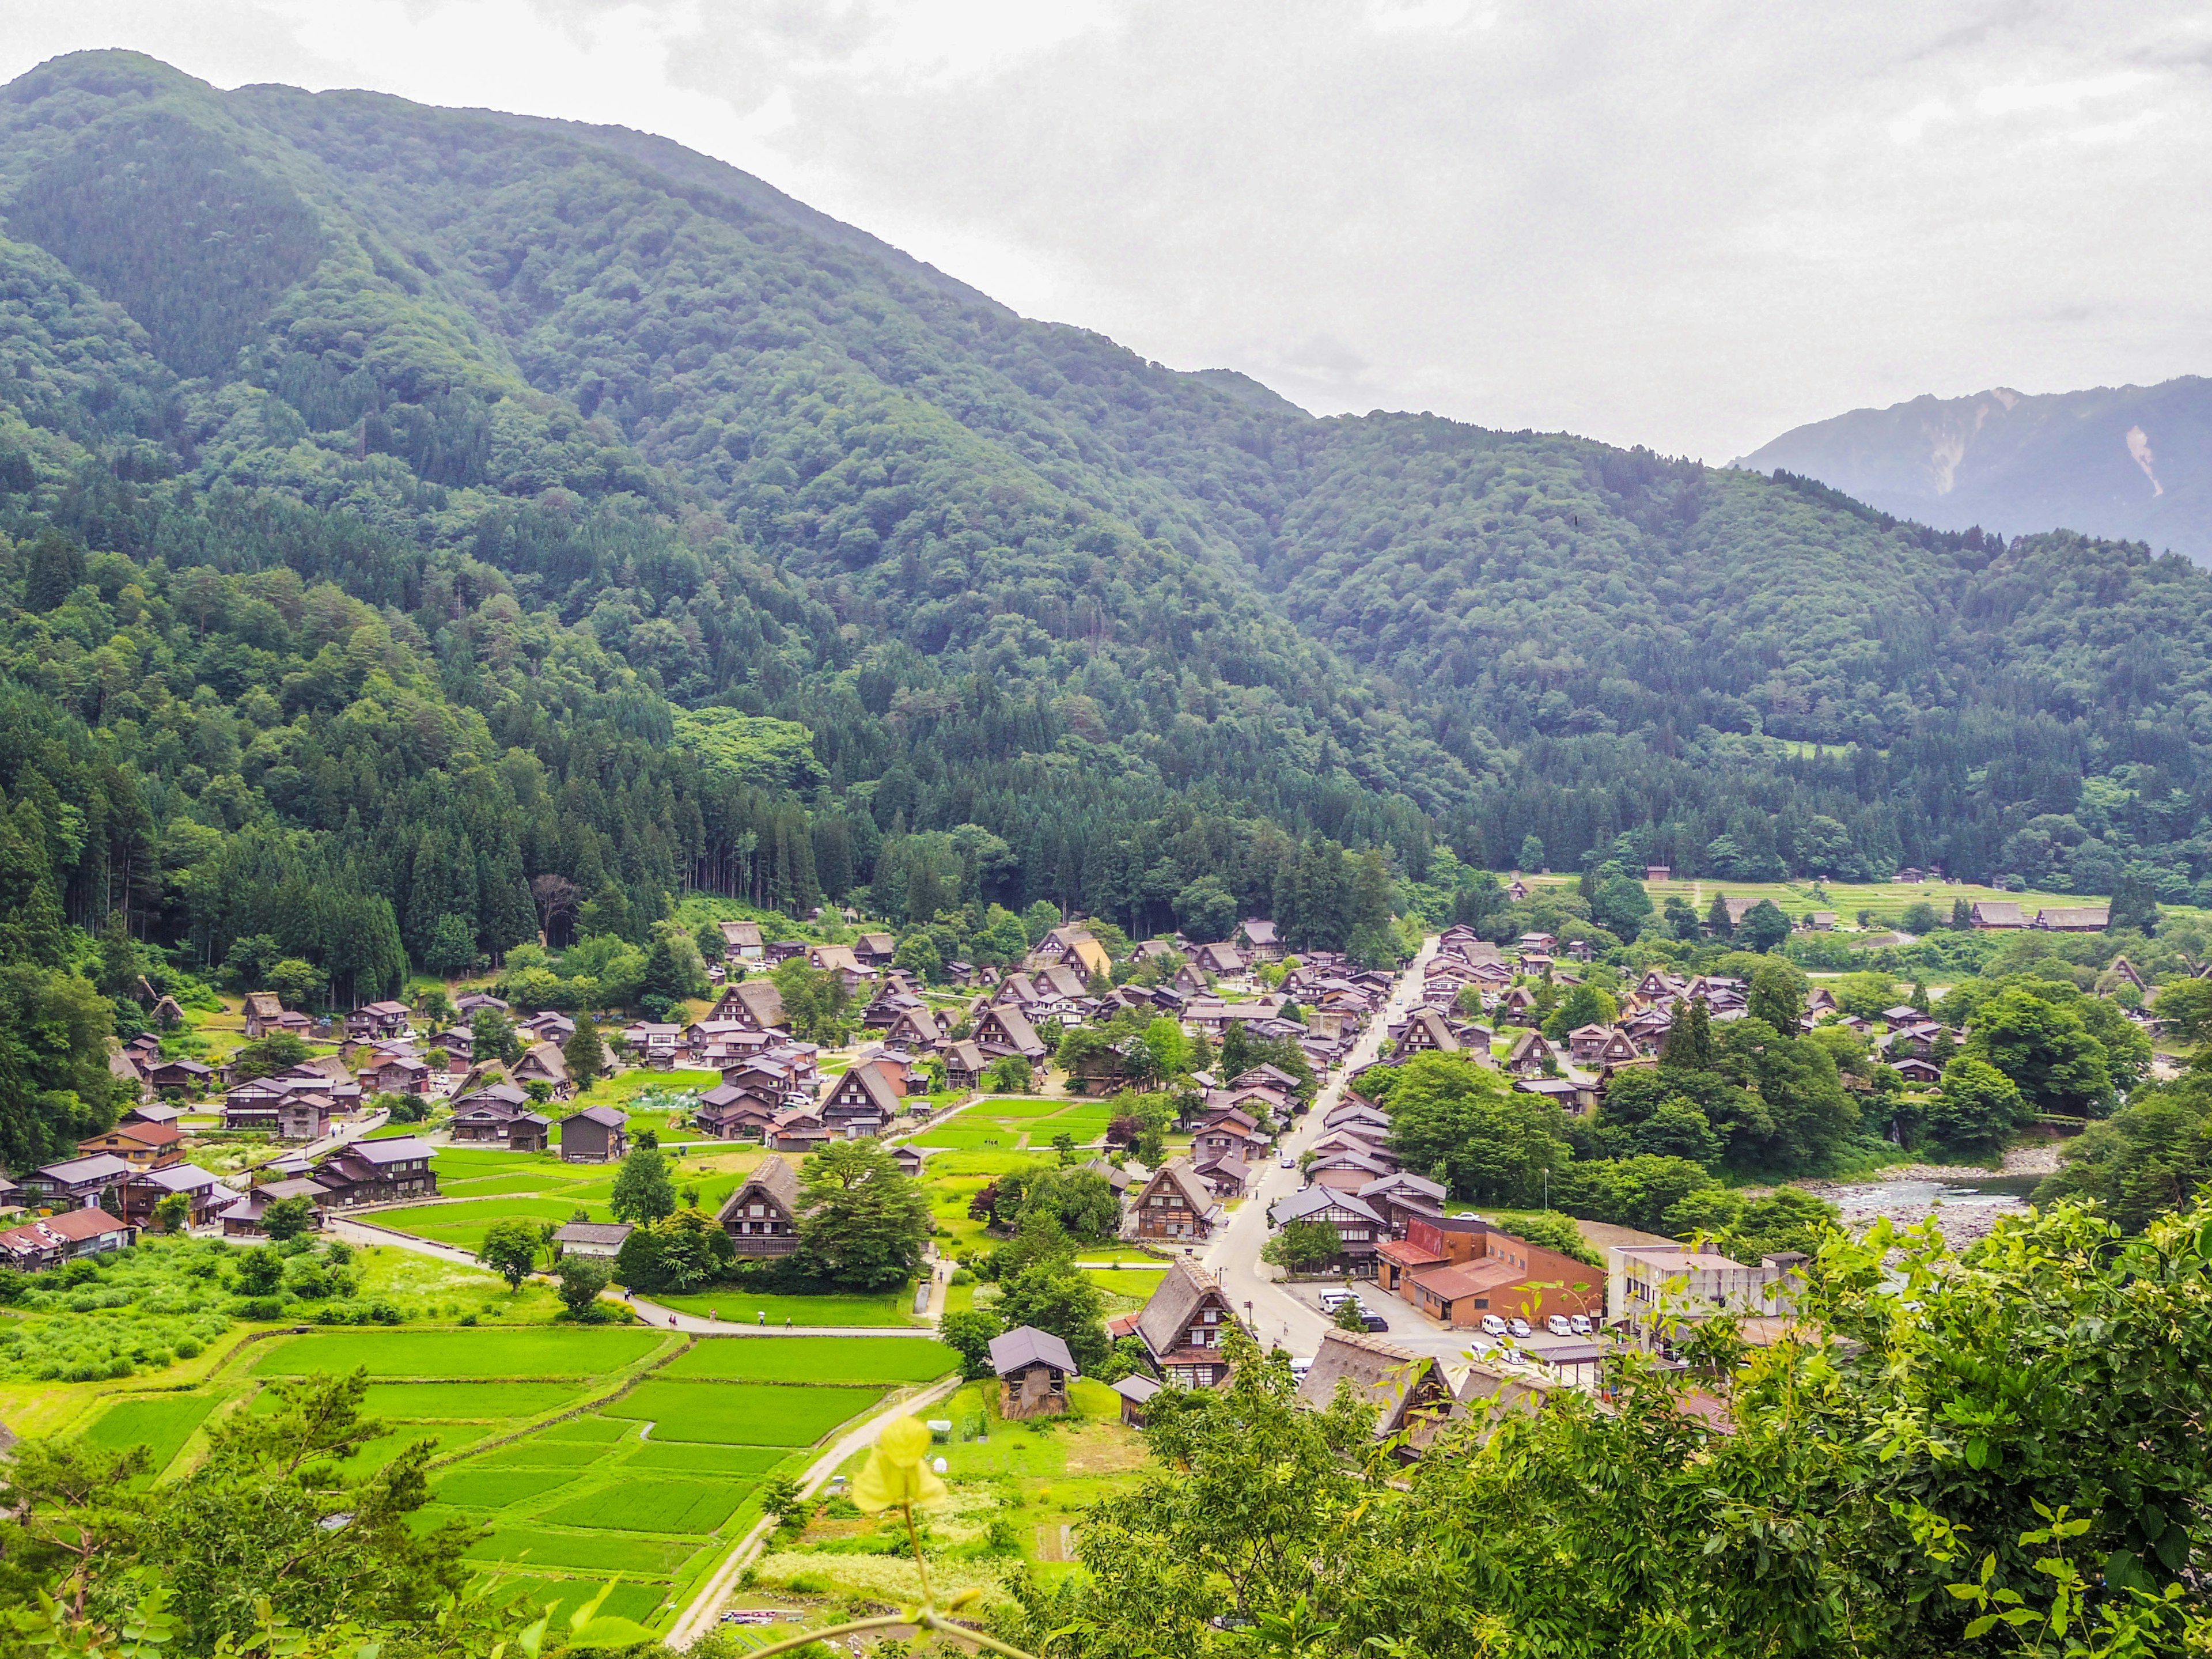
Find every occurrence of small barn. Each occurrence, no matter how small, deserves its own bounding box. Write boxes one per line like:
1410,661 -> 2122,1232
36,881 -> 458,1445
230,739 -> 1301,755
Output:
988,1325 -> 1079,1419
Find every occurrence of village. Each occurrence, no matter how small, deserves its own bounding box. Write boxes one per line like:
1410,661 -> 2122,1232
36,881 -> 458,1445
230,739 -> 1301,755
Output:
5,861 -> 2199,1647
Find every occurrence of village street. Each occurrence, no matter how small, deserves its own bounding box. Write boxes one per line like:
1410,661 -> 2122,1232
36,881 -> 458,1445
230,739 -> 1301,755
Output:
1199,934 -> 1482,1363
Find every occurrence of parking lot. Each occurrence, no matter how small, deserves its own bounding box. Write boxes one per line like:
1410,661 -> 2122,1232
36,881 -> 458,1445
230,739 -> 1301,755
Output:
1280,1282 -> 1520,1363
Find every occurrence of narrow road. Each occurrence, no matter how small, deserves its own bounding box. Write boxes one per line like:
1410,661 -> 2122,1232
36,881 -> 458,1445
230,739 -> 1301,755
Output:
665,1374 -> 964,1646
1201,935 -> 1438,1358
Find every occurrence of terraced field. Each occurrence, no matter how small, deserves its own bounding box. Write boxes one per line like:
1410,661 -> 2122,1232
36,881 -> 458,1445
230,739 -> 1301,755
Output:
243,1329 -> 953,1630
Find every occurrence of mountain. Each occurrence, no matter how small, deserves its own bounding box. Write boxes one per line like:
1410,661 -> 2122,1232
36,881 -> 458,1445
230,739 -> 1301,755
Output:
6,46 -> 2212,1096
1736,377 -> 2212,561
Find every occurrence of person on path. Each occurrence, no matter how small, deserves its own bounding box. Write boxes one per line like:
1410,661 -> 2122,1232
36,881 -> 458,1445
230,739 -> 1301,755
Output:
757,1310 -> 766,1326
709,1307 -> 718,1321
785,1314 -> 792,1329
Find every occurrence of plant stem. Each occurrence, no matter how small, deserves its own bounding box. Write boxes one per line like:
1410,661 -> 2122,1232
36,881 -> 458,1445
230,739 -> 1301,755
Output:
734,1613 -> 906,1658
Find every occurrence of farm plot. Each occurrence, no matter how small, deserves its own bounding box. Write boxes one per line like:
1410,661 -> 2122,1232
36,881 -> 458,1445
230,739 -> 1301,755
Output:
662,1336 -> 956,1385
463,1526 -> 702,1575
370,1197 -> 596,1246
538,1478 -> 748,1535
84,1393 -> 217,1478
253,1328 -> 662,1378
357,1381 -> 585,1420
603,1380 -> 882,1446
433,1467 -> 579,1509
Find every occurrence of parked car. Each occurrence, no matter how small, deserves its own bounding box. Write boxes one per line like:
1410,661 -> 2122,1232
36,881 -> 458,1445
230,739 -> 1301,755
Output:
1546,1315 -> 1574,1336
1569,1313 -> 1593,1336
1279,1152 -> 1296,1168
1508,1317 -> 1533,1339
1480,1314 -> 1508,1336
1289,1357 -> 1313,1380
1359,1312 -> 1390,1332
1318,1289 -> 1356,1311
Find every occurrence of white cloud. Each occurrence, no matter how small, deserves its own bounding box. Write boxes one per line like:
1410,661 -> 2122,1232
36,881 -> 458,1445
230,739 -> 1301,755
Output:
2,2 -> 2210,460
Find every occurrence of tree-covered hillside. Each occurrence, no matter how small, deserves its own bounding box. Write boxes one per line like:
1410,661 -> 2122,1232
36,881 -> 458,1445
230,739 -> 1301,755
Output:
7,41 -> 2212,1032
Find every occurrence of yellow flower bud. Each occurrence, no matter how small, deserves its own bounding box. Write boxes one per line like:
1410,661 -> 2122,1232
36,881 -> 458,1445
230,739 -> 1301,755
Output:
851,1417 -> 950,1513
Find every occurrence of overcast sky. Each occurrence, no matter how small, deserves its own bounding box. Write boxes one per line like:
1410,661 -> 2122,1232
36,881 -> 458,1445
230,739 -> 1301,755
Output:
5,1 -> 2208,460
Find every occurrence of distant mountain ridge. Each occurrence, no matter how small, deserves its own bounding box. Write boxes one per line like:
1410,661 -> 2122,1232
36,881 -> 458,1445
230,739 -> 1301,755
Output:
1736,376 -> 2212,560
11,46 -> 2212,938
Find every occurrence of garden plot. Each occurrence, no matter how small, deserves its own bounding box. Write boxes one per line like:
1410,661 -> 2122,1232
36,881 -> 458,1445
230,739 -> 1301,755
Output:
433,1467 -> 580,1509
602,1380 -> 881,1446
84,1393 -> 217,1478
538,1478 -> 748,1535
253,1327 -> 662,1378
662,1336 -> 955,1385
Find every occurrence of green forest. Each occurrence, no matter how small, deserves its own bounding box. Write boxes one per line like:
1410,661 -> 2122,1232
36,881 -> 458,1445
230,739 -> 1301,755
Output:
7,50 -> 2212,1148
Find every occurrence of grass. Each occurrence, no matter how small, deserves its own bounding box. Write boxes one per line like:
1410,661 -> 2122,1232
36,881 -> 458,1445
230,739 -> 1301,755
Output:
464,1527 -> 703,1575
475,1437 -> 626,1469
343,1423 -> 497,1474
766,1376 -> 1150,1604
352,1248 -> 568,1324
1079,1268 -> 1165,1301
538,1478 -> 749,1535
624,1441 -> 792,1475
661,1336 -> 957,1384
373,1197 -> 604,1245
507,1580 -> 671,1626
356,1381 -> 589,1420
649,1288 -> 923,1328
253,1328 -> 664,1378
433,1467 -> 581,1509
601,1380 -> 885,1446
83,1394 -> 218,1477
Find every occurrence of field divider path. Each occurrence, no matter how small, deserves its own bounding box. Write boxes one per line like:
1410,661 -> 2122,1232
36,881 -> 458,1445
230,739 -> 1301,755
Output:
665,1373 -> 963,1648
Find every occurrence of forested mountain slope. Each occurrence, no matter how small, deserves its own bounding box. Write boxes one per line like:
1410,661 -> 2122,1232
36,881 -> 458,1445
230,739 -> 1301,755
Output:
1737,376 -> 2212,561
7,44 -> 2212,1007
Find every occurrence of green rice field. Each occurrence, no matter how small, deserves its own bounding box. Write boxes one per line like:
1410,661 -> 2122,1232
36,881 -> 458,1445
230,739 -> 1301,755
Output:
662,1336 -> 956,1384
249,1330 -> 932,1629
600,1380 -> 883,1446
84,1394 -> 217,1477
253,1328 -> 662,1378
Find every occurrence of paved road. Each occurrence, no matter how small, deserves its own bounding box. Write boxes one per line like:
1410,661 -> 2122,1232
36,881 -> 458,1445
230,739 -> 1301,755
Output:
666,1373 -> 964,1646
1201,935 -> 1440,1361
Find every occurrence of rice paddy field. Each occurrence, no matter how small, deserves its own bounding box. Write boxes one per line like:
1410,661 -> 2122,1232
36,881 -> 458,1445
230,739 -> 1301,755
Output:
915,1097 -> 1119,1154
40,1327 -> 957,1638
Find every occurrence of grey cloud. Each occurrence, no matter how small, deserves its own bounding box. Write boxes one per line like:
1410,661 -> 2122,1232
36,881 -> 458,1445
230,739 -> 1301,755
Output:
4,0 -> 2209,459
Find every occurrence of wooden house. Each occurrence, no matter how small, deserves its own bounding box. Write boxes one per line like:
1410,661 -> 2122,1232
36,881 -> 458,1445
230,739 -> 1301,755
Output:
557,1104 -> 628,1164
1132,1258 -> 1240,1387
1130,1160 -> 1221,1243
514,1042 -> 573,1100
346,1001 -> 413,1040
943,1040 -> 988,1092
974,1004 -> 1049,1062
308,1136 -> 438,1207
821,1062 -> 903,1138
710,980 -> 787,1031
716,1157 -> 803,1257
1267,1182 -> 1386,1272
219,1177 -> 329,1237
1296,1328 -> 1457,1456
75,1120 -> 184,1171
